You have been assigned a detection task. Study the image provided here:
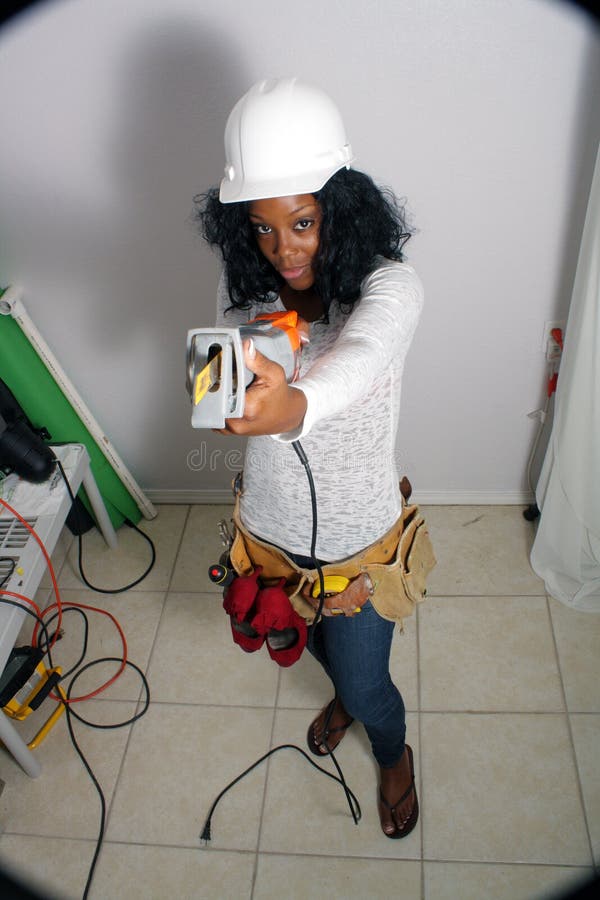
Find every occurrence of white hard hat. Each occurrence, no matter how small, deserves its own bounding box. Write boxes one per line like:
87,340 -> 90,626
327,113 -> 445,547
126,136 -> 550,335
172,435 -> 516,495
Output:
219,77 -> 354,203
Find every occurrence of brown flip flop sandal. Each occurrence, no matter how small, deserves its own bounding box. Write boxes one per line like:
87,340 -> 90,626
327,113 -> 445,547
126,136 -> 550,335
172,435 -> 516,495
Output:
378,744 -> 419,839
306,697 -> 354,756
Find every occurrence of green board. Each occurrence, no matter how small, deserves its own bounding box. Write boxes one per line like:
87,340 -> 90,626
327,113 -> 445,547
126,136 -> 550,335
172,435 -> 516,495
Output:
0,295 -> 141,529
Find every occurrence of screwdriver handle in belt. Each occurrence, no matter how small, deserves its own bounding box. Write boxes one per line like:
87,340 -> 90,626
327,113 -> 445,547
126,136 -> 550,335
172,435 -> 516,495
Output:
208,563 -> 236,588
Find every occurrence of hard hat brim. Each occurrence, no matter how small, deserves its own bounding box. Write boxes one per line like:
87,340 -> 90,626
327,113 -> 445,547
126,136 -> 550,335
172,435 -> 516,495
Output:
219,159 -> 354,204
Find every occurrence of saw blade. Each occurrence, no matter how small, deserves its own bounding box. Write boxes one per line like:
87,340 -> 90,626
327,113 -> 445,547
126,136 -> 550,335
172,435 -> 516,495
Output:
193,352 -> 222,406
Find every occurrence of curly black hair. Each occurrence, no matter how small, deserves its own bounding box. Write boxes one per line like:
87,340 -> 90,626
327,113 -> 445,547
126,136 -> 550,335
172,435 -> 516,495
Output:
194,168 -> 412,313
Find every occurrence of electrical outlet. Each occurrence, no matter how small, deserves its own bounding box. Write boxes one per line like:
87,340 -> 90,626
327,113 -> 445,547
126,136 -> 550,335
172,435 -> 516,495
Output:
542,320 -> 565,363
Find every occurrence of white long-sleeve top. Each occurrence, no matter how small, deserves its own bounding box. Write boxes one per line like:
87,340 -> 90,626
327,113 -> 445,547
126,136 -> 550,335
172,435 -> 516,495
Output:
215,259 -> 424,560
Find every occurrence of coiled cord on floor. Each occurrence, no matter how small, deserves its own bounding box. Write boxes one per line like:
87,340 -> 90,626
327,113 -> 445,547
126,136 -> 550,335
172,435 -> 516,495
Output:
56,459 -> 156,594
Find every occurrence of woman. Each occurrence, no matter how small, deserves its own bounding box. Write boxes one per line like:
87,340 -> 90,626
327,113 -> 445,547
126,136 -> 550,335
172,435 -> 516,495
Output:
196,77 -> 424,839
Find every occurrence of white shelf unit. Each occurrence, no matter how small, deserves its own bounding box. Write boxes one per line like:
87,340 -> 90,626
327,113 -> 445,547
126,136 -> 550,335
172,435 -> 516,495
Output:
0,444 -> 117,776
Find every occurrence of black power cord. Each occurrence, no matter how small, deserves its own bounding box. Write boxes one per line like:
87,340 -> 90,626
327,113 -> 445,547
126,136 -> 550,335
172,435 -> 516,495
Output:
0,596 -> 151,900
55,459 -> 156,594
291,440 -> 361,825
0,557 -> 16,590
200,744 -> 360,843
0,599 -> 56,669
64,655 -> 150,900
1,457 -> 155,900
199,440 -> 362,843
291,439 -> 326,629
51,459 -> 155,897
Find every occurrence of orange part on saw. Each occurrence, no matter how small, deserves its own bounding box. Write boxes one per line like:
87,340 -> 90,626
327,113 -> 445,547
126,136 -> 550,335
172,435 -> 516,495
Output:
249,311 -> 302,352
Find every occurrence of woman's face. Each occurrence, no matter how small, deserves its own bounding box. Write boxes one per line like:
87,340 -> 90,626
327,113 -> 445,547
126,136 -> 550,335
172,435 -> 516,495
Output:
248,194 -> 322,291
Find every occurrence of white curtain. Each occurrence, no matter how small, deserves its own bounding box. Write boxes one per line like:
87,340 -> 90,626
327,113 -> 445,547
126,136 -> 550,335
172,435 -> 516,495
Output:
530,142 -> 600,612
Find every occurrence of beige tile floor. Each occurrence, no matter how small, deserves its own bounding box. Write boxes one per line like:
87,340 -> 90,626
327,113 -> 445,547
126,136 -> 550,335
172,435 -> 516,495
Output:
1,504 -> 599,900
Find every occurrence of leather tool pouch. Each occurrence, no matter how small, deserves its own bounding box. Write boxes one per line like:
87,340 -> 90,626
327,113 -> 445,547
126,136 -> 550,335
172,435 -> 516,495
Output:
365,504 -> 437,623
228,484 -> 436,627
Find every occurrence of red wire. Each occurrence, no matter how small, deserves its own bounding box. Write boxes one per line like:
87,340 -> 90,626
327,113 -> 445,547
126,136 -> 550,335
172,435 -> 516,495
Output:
38,599 -> 128,702
1,496 -> 128,703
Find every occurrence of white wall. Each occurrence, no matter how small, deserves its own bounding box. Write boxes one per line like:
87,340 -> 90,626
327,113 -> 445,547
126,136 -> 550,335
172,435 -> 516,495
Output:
1,0 -> 598,504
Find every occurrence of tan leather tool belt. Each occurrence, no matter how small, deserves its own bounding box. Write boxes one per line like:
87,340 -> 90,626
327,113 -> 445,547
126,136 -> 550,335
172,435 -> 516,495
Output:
228,487 -> 436,628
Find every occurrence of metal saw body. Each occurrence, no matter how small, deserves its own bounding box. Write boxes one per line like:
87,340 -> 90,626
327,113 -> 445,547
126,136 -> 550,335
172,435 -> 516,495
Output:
186,311 -> 302,429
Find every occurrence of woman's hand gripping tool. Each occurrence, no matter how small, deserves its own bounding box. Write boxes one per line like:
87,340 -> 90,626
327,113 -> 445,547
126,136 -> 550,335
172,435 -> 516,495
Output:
186,311 -> 303,429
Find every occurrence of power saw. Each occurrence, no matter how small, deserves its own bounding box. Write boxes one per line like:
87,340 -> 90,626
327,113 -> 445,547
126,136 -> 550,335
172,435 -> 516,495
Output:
186,311 -> 303,429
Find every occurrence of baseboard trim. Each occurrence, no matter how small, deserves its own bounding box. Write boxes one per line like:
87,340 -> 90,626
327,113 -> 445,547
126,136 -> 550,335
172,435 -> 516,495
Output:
145,489 -> 235,504
145,489 -> 535,506
412,490 -> 535,506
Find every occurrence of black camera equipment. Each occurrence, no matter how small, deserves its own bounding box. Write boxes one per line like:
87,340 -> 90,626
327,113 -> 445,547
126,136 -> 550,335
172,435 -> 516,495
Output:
0,377 -> 55,483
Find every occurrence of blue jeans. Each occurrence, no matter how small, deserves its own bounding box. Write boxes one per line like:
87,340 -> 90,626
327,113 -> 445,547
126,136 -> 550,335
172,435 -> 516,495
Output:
287,550 -> 406,768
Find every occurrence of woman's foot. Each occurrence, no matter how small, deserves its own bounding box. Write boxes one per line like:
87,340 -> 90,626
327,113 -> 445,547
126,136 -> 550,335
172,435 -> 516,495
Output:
378,745 -> 419,839
307,697 -> 354,756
